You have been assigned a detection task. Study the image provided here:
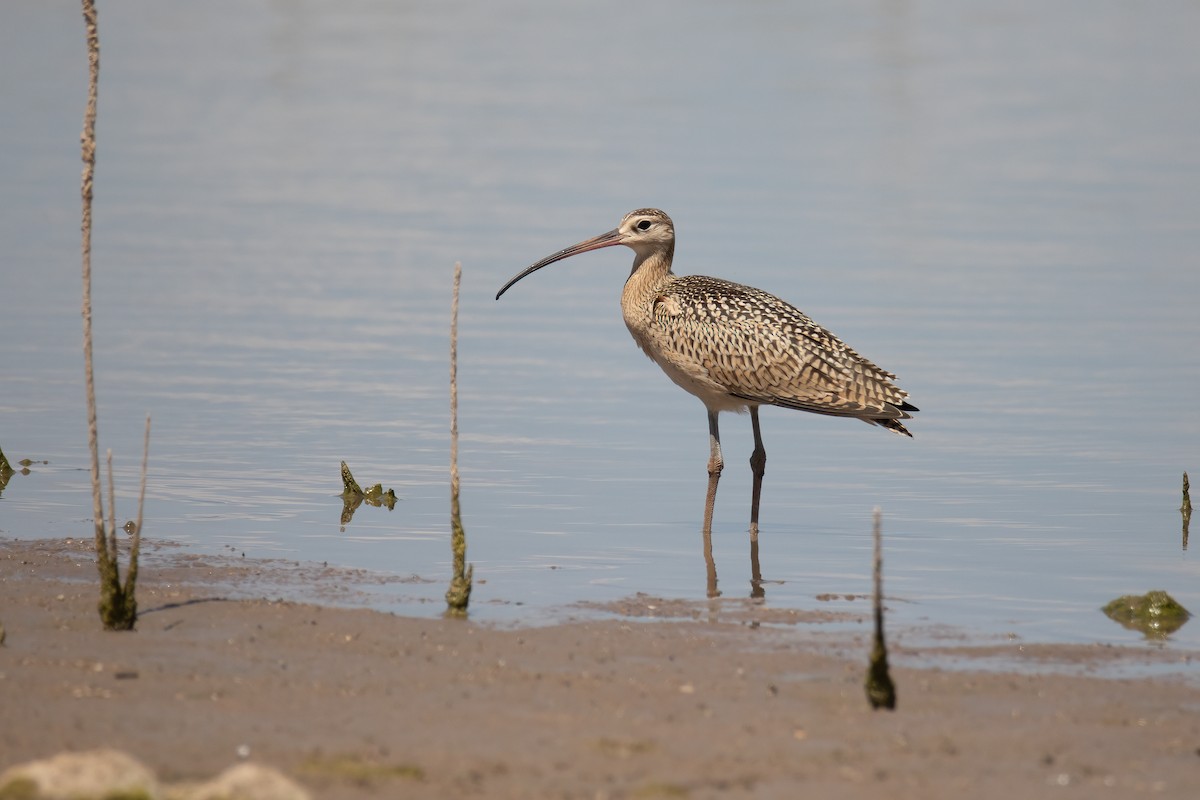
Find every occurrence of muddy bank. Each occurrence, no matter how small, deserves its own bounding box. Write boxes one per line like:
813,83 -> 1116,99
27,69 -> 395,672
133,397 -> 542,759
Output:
1,538 -> 1197,799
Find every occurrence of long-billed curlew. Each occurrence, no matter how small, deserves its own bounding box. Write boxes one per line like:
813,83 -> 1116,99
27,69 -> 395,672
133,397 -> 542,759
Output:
496,208 -> 917,539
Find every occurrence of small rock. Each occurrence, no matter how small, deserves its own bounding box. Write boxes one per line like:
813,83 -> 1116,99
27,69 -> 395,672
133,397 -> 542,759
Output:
177,763 -> 311,800
0,748 -> 161,799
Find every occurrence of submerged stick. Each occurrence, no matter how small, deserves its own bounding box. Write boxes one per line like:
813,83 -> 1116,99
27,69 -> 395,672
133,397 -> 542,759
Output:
445,262 -> 473,614
865,507 -> 897,710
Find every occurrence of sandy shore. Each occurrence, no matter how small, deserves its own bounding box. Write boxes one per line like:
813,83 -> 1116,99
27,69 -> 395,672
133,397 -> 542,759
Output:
2,537 -> 1198,799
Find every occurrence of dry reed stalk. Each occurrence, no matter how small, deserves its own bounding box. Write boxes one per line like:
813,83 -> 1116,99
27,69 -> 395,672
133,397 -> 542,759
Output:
81,0 -> 105,566
865,507 -> 897,710
1182,472 -> 1192,550
80,0 -> 147,629
445,262 -> 473,614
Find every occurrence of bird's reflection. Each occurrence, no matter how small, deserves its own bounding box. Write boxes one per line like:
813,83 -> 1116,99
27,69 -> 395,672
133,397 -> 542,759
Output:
749,537 -> 765,599
702,528 -> 771,600
702,528 -> 719,598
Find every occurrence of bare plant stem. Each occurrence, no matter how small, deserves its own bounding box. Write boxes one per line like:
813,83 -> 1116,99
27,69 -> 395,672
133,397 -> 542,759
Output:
445,262 -> 472,614
80,0 -> 139,630
127,415 -> 151,593
106,449 -> 116,555
865,507 -> 897,710
81,0 -> 106,569
1182,472 -> 1192,551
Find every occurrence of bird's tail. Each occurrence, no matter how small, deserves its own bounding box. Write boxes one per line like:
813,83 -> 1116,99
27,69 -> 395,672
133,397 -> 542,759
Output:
875,418 -> 913,437
866,401 -> 917,437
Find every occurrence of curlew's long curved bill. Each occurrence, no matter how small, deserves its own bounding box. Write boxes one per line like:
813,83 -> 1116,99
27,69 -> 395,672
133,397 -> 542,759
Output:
495,228 -> 624,300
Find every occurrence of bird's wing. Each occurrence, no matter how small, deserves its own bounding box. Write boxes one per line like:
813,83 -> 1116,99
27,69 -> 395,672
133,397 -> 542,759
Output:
652,278 -> 911,420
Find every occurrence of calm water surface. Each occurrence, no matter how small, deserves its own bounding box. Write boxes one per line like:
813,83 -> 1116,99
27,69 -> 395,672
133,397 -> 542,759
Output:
2,1 -> 1198,649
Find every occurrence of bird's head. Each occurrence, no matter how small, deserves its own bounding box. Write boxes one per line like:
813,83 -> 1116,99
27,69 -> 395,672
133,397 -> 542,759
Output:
496,208 -> 675,300
614,208 -> 675,258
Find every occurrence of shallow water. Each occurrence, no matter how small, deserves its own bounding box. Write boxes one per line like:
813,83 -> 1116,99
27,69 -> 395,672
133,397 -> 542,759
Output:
2,1 -> 1198,649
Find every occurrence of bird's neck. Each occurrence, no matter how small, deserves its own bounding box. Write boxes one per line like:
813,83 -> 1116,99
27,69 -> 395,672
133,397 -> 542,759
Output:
621,248 -> 675,325
625,246 -> 674,287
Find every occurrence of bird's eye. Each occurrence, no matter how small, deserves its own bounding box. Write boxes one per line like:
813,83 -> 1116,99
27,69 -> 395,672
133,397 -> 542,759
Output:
636,220 -> 652,231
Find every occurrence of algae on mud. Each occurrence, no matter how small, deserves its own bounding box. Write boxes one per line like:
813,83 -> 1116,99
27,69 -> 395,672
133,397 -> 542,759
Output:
338,461 -> 398,527
0,451 -> 42,496
298,755 -> 423,785
0,446 -> 14,496
1102,590 -> 1191,639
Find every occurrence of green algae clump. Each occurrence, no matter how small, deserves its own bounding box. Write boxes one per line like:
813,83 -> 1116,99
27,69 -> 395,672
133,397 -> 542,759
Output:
1103,590 -> 1191,639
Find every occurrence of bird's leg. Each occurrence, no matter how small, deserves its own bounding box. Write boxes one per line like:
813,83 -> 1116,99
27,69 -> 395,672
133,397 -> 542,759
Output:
703,410 -> 723,535
749,406 -> 767,542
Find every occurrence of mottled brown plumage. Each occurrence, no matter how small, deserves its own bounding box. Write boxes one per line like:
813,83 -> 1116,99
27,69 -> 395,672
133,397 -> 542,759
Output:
497,208 -> 917,538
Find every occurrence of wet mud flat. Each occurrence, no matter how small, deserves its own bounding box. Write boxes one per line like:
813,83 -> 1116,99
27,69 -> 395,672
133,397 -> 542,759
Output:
1,538 -> 1198,799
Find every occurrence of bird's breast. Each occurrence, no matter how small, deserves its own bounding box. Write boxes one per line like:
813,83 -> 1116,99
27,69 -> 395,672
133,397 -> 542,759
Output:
620,286 -> 751,413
